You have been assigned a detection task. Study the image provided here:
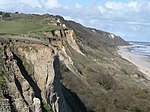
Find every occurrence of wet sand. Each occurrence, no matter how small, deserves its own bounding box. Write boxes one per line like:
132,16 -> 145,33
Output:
118,45 -> 150,79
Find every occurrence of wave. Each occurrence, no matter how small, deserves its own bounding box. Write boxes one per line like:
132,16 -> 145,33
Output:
128,41 -> 150,56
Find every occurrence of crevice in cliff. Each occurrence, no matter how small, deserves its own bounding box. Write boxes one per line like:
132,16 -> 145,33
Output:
48,55 -> 61,111
13,53 -> 42,99
3,45 -> 8,61
46,55 -> 72,112
53,55 -> 61,93
2,85 -> 16,112
12,53 -> 47,112
14,75 -> 29,106
50,54 -> 88,112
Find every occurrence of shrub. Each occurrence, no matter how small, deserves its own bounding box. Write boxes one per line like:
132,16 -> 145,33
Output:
3,13 -> 11,18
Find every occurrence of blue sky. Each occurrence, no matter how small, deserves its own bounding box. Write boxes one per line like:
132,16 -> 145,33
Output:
0,0 -> 150,42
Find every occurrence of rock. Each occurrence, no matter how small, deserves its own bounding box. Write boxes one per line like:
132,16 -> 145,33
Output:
7,82 -> 20,98
54,30 -> 61,37
33,97 -> 41,112
0,99 -> 11,112
62,24 -> 66,28
5,47 -> 13,59
23,81 -> 30,92
65,29 -> 85,56
14,98 -> 29,112
132,74 -> 139,78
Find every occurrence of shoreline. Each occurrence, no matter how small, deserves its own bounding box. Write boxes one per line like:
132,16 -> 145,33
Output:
118,45 -> 150,79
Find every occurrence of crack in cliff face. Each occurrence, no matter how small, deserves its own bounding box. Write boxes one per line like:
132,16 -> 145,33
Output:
2,85 -> 16,112
14,75 -> 29,106
53,55 -> 61,93
12,53 -> 48,112
50,55 -> 89,112
47,55 -> 61,112
45,55 -> 72,112
13,53 -> 42,100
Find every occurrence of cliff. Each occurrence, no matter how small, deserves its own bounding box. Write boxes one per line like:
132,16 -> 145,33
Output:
0,13 -> 150,112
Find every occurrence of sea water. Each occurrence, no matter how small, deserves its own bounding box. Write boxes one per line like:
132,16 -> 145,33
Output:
128,41 -> 150,57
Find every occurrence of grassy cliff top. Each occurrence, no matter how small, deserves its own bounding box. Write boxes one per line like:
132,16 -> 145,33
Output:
0,13 -> 65,36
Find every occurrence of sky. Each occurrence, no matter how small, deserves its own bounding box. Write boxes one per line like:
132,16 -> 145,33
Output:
0,0 -> 150,42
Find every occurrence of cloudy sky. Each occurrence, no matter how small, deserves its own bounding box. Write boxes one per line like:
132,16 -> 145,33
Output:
0,0 -> 150,42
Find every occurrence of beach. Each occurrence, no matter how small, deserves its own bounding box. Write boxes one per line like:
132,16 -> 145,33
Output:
118,45 -> 150,79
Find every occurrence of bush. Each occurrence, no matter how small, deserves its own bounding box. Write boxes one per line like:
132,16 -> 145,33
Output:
3,13 -> 11,18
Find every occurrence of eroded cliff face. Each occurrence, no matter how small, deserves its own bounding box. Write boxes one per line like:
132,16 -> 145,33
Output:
0,28 -> 87,112
0,43 -> 69,112
1,16 -> 150,112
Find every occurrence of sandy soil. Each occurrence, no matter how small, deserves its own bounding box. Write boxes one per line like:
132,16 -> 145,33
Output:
118,45 -> 150,80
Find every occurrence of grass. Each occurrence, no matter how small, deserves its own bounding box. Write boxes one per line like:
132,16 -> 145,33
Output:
0,15 -> 67,46
0,20 -> 42,35
65,42 -> 92,73
0,18 -> 64,36
42,100 -> 51,111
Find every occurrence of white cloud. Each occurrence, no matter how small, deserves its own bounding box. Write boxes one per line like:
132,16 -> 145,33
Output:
98,6 -> 106,14
105,2 -> 125,10
128,1 -> 137,8
44,0 -> 61,9
75,3 -> 81,8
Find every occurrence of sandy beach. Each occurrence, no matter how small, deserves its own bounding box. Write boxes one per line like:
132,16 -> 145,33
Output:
118,45 -> 150,79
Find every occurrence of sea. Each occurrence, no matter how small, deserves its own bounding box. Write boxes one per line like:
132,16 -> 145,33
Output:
128,41 -> 150,57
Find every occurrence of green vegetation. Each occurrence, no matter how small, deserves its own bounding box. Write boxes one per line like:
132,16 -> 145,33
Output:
0,13 -> 68,46
0,14 -> 64,37
65,42 -> 92,74
0,20 -> 41,35
98,77 -> 113,90
60,40 -> 150,112
42,100 -> 51,111
0,12 -> 11,21
42,25 -> 63,32
2,13 -> 11,18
